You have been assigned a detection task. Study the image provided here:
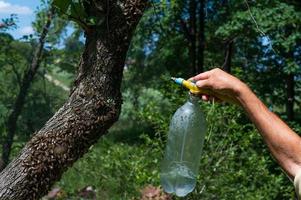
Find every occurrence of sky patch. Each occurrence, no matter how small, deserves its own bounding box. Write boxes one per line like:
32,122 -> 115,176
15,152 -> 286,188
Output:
0,0 -> 37,39
19,26 -> 34,35
0,1 -> 32,15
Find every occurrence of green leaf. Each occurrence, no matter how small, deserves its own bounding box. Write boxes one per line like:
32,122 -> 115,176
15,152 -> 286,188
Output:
53,0 -> 71,15
70,2 -> 87,20
284,59 -> 300,74
87,16 -> 97,26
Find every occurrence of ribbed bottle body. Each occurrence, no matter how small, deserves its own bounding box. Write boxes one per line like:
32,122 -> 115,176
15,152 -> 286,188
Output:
161,96 -> 206,197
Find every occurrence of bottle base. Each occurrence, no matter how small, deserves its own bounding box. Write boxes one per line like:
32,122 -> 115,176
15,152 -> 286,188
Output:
160,164 -> 196,197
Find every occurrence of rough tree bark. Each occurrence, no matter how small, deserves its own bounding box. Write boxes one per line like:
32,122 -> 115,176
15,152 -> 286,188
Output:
0,8 -> 55,170
0,0 -> 147,199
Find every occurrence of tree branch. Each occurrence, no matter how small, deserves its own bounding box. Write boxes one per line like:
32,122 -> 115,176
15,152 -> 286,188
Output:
1,7 -> 55,170
8,62 -> 22,87
222,39 -> 234,73
0,22 -> 15,30
0,0 -> 147,199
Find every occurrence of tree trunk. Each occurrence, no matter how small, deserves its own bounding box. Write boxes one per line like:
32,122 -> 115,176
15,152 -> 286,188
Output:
197,0 -> 205,74
222,40 -> 233,73
286,73 -> 295,121
189,0 -> 197,75
0,0 -> 147,199
0,8 -> 55,170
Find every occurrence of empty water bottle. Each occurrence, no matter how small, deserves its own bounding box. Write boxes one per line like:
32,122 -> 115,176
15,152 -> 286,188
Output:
160,94 -> 206,197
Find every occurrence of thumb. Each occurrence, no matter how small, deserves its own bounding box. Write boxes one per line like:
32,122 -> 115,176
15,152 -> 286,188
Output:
196,80 -> 210,89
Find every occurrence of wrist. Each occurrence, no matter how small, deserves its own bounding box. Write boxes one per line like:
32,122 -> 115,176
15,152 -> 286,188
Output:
234,83 -> 255,107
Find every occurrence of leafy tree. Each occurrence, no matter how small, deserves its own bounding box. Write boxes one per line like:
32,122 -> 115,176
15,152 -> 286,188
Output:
216,0 -> 301,121
0,0 -> 147,199
0,0 -> 300,199
0,15 -> 17,30
0,7 -> 55,170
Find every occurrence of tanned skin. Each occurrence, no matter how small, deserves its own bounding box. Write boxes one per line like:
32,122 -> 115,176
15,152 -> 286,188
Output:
190,68 -> 301,179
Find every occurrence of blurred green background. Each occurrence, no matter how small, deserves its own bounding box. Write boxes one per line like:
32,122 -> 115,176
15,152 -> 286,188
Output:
0,0 -> 300,199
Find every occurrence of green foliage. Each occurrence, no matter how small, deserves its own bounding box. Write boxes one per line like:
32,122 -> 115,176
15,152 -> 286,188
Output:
1,0 -> 301,199
52,0 -> 103,28
56,82 -> 296,199
54,1 -> 299,197
58,136 -> 163,199
0,14 -> 17,31
53,0 -> 72,15
0,9 -> 78,148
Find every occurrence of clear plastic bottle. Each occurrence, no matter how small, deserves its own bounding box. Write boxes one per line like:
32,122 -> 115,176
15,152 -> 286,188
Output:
160,94 -> 206,197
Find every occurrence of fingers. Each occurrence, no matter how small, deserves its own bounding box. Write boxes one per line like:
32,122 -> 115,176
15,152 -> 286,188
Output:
189,70 -> 212,81
201,94 -> 222,103
195,79 -> 210,89
201,94 -> 210,101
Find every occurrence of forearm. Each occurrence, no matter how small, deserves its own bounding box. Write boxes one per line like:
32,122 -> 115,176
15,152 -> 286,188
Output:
237,84 -> 301,178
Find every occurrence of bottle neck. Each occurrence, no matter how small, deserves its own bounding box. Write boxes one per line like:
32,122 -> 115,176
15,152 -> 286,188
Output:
188,93 -> 199,104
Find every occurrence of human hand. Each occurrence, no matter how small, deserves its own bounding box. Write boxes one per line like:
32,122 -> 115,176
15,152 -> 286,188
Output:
189,68 -> 248,105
